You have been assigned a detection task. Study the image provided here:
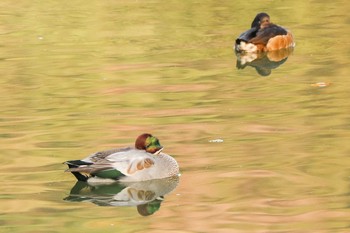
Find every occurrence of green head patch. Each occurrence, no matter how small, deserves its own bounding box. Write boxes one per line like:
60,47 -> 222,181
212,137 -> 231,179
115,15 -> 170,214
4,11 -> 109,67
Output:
145,136 -> 163,154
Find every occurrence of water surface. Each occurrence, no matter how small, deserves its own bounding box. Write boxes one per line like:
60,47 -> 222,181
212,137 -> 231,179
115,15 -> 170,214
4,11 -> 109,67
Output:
1,0 -> 350,232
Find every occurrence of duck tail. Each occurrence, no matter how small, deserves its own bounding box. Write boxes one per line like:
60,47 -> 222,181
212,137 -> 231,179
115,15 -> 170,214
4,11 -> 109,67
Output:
64,160 -> 92,182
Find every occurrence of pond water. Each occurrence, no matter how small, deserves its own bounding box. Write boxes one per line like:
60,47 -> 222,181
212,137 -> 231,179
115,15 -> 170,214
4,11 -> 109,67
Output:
1,0 -> 350,232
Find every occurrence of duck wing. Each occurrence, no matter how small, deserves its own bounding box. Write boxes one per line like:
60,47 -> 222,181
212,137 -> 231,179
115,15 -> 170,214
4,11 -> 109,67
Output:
64,159 -> 114,181
84,147 -> 132,162
104,151 -> 156,176
65,159 -> 114,174
236,27 -> 258,44
249,24 -> 287,45
65,149 -> 156,180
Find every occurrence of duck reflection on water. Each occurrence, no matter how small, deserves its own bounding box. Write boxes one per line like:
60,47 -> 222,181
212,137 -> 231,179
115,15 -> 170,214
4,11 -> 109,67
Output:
235,47 -> 294,76
64,176 -> 179,216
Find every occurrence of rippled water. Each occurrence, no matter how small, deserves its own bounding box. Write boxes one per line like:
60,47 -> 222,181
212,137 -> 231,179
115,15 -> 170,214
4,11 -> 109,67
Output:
1,0 -> 350,232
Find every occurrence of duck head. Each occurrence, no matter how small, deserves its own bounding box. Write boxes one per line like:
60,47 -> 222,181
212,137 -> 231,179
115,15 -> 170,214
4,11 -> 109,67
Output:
251,12 -> 270,29
135,133 -> 163,154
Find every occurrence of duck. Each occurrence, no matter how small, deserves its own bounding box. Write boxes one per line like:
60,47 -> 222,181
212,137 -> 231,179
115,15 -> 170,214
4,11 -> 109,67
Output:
235,12 -> 295,53
64,133 -> 179,183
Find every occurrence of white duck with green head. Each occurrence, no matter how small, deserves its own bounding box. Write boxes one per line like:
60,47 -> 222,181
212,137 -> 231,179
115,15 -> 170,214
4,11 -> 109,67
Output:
64,133 -> 179,183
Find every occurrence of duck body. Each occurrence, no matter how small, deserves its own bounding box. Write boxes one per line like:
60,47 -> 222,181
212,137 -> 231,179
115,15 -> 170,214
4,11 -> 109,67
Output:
64,134 -> 179,183
235,13 -> 295,53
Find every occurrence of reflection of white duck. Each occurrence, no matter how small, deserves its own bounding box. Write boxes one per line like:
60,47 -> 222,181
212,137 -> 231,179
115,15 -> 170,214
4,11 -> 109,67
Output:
64,133 -> 179,182
64,176 -> 179,216
110,177 -> 179,206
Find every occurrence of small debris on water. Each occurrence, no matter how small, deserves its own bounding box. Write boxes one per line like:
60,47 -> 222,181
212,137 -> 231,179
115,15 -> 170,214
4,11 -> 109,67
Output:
209,139 -> 224,143
311,82 -> 331,87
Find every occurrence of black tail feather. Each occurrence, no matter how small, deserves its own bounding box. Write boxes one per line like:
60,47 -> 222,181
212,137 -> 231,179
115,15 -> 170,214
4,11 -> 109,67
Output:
70,171 -> 89,182
65,160 -> 92,182
65,160 -> 93,166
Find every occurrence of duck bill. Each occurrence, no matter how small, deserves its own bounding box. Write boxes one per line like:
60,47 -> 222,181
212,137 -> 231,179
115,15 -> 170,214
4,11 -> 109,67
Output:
153,147 -> 164,155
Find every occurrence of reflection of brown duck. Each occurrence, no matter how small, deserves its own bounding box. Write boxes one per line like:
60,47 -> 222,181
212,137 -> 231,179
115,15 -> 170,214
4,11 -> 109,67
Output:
235,13 -> 295,53
236,48 -> 293,76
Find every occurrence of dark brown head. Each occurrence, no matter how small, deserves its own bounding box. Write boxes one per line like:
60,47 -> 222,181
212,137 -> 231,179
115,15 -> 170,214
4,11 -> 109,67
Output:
135,133 -> 163,154
251,12 -> 270,29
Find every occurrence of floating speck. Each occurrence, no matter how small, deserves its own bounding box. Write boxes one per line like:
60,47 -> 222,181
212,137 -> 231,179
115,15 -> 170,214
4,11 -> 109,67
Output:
209,139 -> 224,143
311,82 -> 331,87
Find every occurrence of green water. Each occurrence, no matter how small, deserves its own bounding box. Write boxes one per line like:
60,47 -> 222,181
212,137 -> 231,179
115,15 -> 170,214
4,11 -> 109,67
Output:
1,0 -> 350,232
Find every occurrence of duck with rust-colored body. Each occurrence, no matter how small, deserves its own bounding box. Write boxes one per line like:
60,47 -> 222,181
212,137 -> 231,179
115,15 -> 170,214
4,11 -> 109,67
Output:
64,133 -> 179,183
235,13 -> 295,53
